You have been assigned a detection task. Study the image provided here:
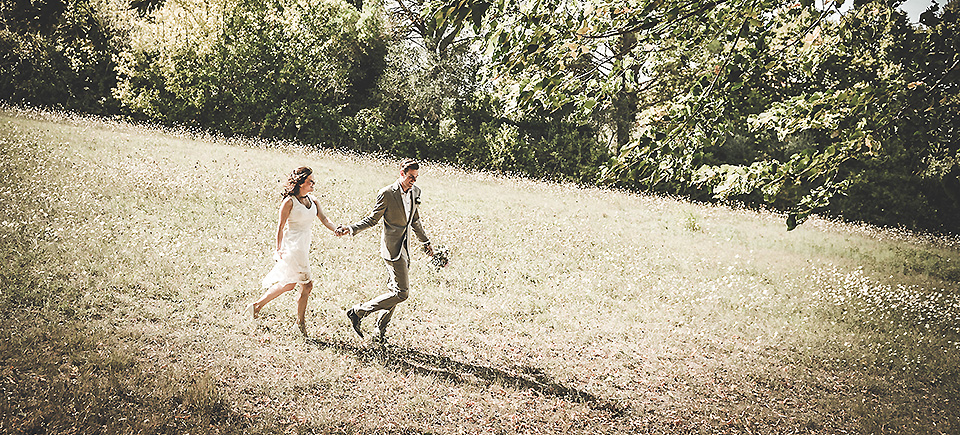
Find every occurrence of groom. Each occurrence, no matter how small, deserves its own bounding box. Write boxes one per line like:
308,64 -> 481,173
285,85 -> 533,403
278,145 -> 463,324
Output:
337,159 -> 434,342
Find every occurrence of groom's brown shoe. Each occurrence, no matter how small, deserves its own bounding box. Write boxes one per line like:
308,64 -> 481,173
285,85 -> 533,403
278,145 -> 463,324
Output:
346,308 -> 364,338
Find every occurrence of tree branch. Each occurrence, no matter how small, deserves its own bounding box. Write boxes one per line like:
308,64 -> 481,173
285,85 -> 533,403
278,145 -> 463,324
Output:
585,0 -> 729,40
393,0 -> 428,40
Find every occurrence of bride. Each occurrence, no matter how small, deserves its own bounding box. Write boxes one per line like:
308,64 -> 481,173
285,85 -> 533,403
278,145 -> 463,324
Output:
248,166 -> 338,336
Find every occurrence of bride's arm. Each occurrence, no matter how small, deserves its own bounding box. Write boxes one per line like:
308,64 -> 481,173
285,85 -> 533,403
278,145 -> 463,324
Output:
275,198 -> 294,254
313,198 -> 337,232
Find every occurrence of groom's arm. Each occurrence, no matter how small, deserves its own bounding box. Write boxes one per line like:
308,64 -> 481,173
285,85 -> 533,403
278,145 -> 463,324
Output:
411,211 -> 433,256
410,207 -> 428,244
410,191 -> 431,255
348,189 -> 387,235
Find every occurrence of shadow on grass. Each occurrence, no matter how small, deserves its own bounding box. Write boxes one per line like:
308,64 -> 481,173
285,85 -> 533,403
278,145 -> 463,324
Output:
306,336 -> 626,416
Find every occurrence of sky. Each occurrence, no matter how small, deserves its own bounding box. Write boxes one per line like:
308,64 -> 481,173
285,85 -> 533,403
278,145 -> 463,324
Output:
899,0 -> 939,22
825,0 -> 941,22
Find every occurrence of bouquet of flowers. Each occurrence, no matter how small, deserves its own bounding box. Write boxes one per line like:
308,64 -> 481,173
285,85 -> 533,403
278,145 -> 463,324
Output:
427,244 -> 450,270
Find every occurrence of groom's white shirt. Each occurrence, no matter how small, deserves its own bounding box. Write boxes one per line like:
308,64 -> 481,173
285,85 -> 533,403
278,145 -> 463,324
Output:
401,185 -> 412,222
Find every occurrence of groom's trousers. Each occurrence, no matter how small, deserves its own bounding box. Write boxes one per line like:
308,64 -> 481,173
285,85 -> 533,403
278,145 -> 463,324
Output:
354,253 -> 409,333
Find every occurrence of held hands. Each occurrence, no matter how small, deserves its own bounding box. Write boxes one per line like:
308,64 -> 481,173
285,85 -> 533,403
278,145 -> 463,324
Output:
334,225 -> 350,237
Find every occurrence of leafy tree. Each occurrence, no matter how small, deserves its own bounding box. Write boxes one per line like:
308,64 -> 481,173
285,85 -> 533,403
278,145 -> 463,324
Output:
388,0 -> 489,56
823,0 -> 960,230
115,0 -> 388,144
475,0 -> 959,231
6,0 -> 954,232
0,0 -> 124,113
357,0 -> 603,182
730,1 -> 960,230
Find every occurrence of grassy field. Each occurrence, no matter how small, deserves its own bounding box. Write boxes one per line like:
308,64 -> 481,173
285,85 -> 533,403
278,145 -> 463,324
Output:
1,106 -> 959,434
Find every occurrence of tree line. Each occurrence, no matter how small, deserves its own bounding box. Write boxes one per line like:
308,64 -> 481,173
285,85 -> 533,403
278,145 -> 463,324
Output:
2,0 -> 957,233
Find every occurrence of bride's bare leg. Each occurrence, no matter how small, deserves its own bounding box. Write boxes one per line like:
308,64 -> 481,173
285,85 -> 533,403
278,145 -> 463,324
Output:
296,281 -> 313,335
253,282 -> 297,315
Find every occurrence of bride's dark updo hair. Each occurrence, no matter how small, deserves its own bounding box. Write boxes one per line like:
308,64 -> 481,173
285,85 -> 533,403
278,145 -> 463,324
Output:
282,166 -> 313,198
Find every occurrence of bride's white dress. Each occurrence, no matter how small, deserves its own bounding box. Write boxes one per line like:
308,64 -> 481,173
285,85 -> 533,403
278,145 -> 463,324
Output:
262,194 -> 316,288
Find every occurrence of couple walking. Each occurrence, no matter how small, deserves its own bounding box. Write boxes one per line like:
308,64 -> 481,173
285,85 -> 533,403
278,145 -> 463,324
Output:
248,159 -> 434,341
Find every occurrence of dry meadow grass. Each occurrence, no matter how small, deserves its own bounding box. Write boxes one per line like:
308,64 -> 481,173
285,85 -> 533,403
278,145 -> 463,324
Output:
1,107 -> 959,434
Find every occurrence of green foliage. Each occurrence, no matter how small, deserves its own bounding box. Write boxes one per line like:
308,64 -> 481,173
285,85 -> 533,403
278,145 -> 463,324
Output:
353,8 -> 604,183
445,102 -> 606,182
0,0 -> 122,113
115,0 -> 387,143
423,0 -> 490,55
3,0 -> 957,233
478,0 -> 959,232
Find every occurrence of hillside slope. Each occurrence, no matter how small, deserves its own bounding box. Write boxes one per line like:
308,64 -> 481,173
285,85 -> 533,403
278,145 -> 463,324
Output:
2,107 -> 959,434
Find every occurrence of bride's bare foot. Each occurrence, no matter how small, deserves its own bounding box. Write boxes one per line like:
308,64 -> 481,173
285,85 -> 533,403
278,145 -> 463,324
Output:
298,320 -> 307,337
247,302 -> 258,319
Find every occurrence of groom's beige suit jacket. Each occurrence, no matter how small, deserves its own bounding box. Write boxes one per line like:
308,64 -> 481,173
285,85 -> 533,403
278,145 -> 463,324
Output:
349,182 -> 429,262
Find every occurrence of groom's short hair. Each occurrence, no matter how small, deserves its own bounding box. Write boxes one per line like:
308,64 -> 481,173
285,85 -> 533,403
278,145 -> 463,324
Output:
400,159 -> 419,173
